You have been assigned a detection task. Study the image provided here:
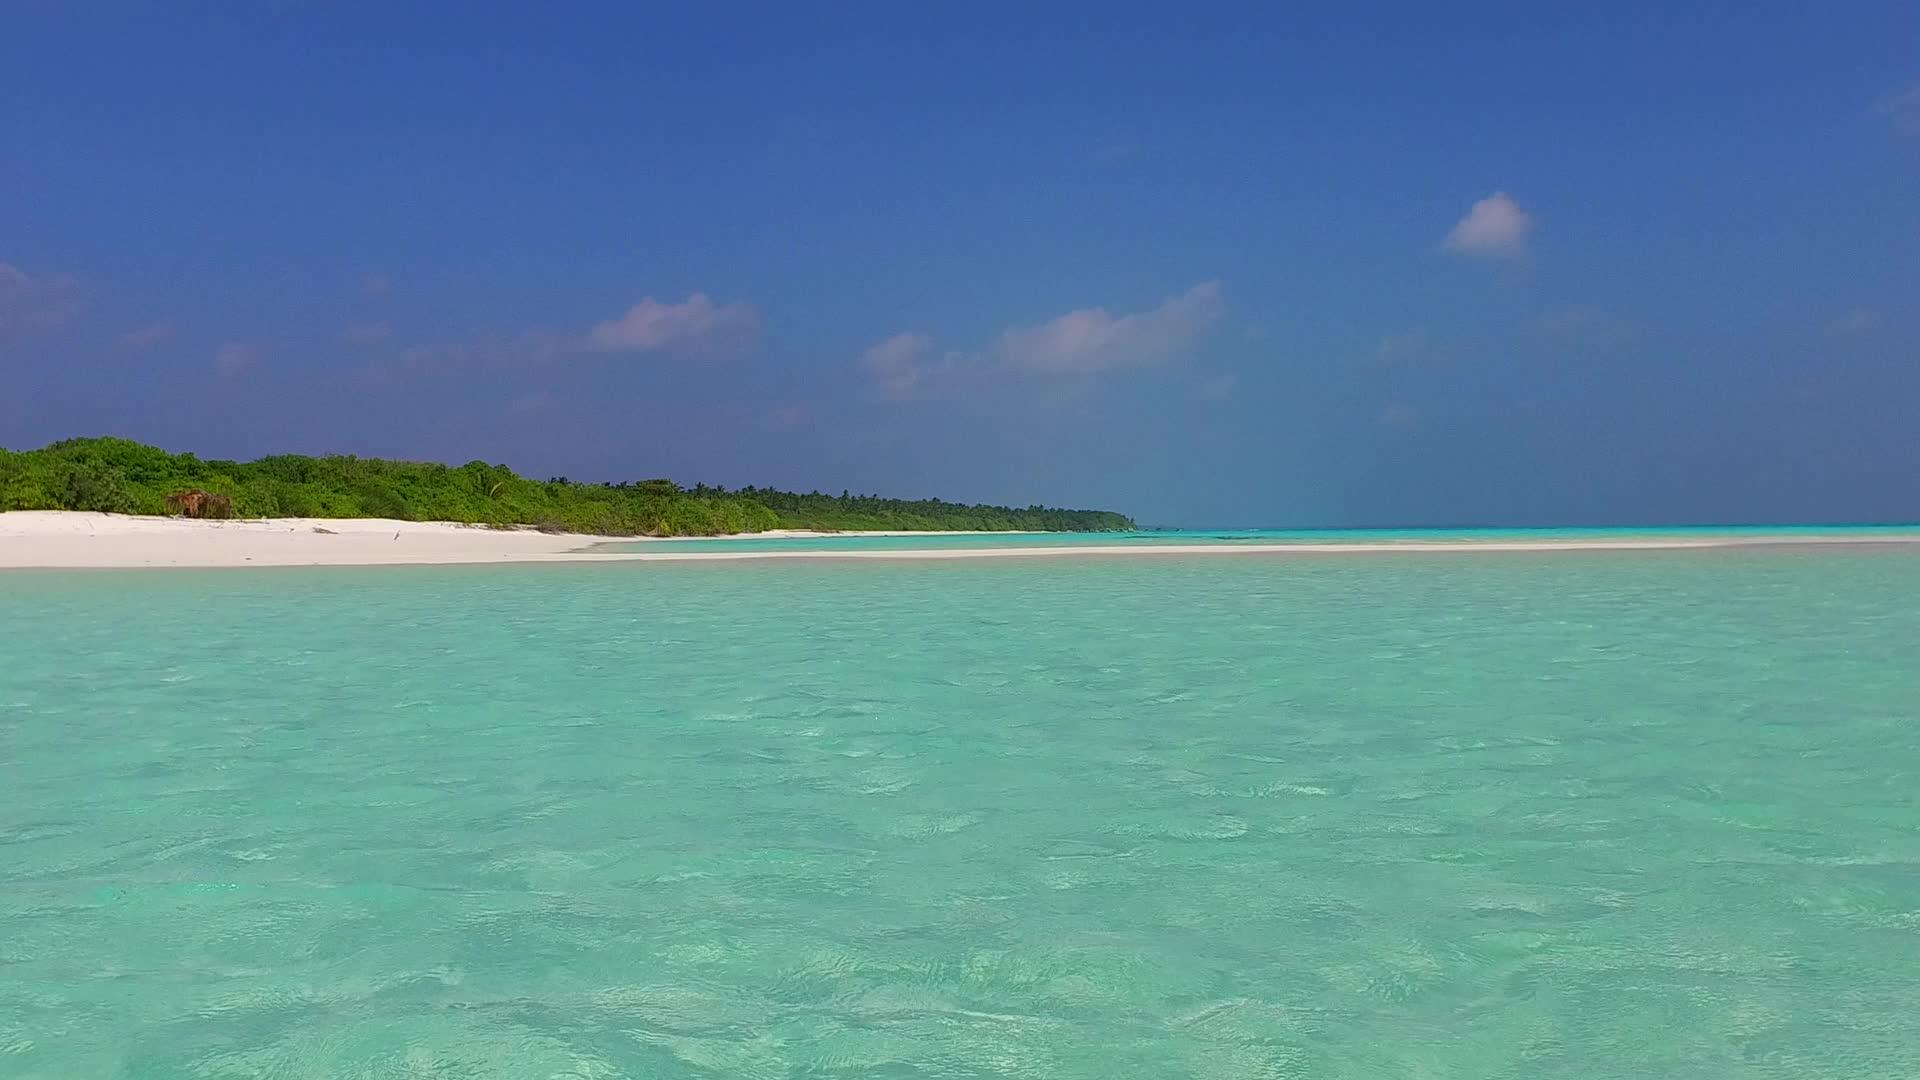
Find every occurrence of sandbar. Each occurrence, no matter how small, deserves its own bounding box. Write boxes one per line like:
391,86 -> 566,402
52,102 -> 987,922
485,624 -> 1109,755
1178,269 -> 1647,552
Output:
3,511 -> 1918,569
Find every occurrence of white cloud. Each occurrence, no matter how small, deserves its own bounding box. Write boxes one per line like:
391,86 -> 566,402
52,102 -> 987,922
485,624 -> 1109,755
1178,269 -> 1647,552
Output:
341,319 -> 391,346
358,291 -> 750,388
587,293 -> 758,354
993,280 -> 1225,373
0,261 -> 84,338
857,281 -> 1226,399
1880,85 -> 1920,136
1443,192 -> 1534,259
859,332 -> 939,398
116,317 -> 178,349
1828,307 -> 1877,336
213,340 -> 267,376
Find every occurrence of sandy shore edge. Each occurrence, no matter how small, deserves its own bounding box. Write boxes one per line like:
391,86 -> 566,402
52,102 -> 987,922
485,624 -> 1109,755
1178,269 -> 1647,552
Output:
3,511 -> 1918,569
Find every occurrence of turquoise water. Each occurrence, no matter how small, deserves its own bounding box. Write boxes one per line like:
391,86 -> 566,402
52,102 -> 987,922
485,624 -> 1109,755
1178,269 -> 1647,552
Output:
607,523 -> 1920,553
5,549 -> 1920,1077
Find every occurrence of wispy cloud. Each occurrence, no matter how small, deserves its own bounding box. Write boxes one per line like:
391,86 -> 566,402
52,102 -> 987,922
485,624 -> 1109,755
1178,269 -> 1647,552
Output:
1194,373 -> 1239,401
1443,192 -> 1533,259
994,281 -> 1225,374
1828,307 -> 1877,336
354,291 -> 753,390
506,391 -> 556,416
1531,307 -> 1598,336
213,340 -> 267,376
1523,306 -> 1643,346
587,293 -> 758,354
115,317 -> 178,349
861,281 -> 1226,398
768,403 -> 811,430
391,332 -> 563,379
351,330 -> 571,392
1380,402 -> 1421,428
1373,327 -> 1428,364
0,261 -> 84,338
356,289 -> 754,389
859,332 -> 941,399
341,320 -> 391,346
1879,85 -> 1920,136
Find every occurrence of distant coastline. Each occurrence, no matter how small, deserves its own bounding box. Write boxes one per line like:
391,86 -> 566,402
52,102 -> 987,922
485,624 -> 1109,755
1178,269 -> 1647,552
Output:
8,439 -> 1919,571
0,437 -> 1135,536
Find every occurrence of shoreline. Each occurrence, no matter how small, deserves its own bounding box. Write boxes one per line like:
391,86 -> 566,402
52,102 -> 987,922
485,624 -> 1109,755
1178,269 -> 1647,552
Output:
585,535 -> 1920,563
3,511 -> 1919,569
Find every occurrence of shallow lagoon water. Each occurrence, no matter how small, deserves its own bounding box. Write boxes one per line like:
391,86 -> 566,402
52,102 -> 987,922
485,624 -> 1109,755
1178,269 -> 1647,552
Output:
4,548 -> 1920,1077
607,523 -> 1920,554
606,527 -> 1483,554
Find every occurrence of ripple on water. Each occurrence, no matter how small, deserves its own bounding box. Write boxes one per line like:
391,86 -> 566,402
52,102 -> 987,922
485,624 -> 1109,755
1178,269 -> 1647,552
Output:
4,551 -> 1920,1076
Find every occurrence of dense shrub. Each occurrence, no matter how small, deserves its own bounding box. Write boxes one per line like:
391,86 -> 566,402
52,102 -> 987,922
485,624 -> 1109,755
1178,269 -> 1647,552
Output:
0,437 -> 1135,535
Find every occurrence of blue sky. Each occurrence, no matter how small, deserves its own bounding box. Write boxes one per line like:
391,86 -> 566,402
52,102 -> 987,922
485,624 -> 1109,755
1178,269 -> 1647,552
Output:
3,3 -> 1917,526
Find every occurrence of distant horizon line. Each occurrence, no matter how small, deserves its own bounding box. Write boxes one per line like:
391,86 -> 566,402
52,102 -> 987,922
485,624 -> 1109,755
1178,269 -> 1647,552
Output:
1142,521 -> 1920,533
9,438 -> 1915,535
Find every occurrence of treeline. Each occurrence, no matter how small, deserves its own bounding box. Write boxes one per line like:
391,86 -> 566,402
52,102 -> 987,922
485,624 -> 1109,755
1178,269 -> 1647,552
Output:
0,437 -> 1135,536
724,486 -> 1135,533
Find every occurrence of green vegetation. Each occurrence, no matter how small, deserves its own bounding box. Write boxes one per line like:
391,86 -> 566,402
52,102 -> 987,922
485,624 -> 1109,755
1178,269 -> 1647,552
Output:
0,437 -> 1135,536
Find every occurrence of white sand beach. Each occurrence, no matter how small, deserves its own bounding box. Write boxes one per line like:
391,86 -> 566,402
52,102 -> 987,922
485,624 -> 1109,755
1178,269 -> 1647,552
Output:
0,512 -> 598,568
3,511 -> 1918,569
0,514 -> 1043,568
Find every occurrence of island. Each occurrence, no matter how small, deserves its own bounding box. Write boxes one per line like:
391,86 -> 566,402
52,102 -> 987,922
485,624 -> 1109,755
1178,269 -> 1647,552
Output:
0,437 -> 1136,536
